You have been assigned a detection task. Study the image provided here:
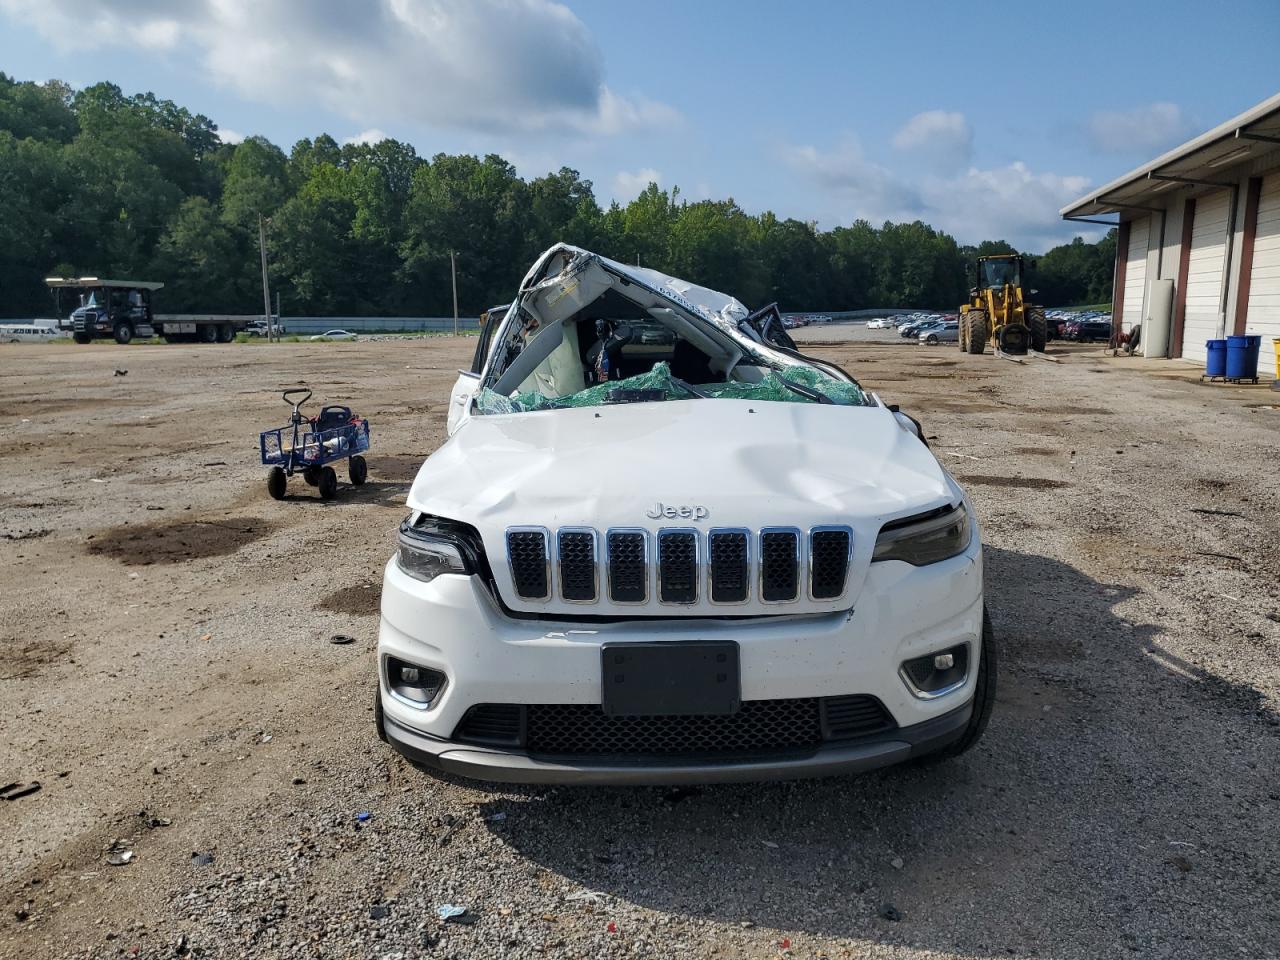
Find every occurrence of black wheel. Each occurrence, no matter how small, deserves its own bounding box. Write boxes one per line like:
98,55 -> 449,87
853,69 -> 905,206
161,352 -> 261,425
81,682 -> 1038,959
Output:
919,607 -> 997,763
303,466 -> 321,487
113,322 -> 134,345
1028,307 -> 1047,352
374,684 -> 388,743
349,455 -> 368,486
966,311 -> 988,355
199,325 -> 218,344
318,466 -> 338,500
926,333 -> 939,345
73,333 -> 92,344
267,467 -> 287,500
218,324 -> 235,343
958,314 -> 969,351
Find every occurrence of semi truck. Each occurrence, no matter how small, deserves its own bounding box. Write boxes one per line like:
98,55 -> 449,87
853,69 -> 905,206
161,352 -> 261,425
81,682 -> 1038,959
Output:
45,277 -> 261,344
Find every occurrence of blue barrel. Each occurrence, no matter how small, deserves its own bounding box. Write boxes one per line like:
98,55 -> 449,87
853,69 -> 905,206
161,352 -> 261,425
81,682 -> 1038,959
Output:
1205,339 -> 1228,377
1225,334 -> 1262,380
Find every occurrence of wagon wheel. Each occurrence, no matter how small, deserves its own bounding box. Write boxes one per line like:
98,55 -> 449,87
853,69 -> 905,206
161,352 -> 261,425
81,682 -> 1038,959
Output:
349,455 -> 368,486
303,466 -> 321,486
267,467 -> 287,500
318,466 -> 338,500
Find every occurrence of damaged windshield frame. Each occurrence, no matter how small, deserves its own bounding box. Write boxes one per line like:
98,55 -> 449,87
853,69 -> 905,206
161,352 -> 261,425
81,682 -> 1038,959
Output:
475,248 -> 872,416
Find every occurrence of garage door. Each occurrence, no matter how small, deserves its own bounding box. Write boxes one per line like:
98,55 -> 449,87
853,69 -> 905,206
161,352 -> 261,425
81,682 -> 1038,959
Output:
1181,189 -> 1231,363
1245,173 -> 1280,352
1121,217 -> 1149,333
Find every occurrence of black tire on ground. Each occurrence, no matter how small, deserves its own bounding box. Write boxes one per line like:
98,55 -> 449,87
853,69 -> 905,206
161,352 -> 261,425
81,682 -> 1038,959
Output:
218,324 -> 235,343
349,455 -> 368,485
926,333 -> 939,344
113,322 -> 134,345
267,467 -> 287,500
958,314 -> 969,351
921,606 -> 997,763
72,333 -> 92,344
1028,306 -> 1047,352
374,684 -> 388,743
966,311 -> 988,355
199,325 -> 218,344
318,466 -> 338,500
303,466 -> 321,487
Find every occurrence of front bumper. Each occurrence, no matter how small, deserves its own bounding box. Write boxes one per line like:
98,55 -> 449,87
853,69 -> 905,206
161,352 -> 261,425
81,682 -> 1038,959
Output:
382,701 -> 971,785
377,538 -> 983,785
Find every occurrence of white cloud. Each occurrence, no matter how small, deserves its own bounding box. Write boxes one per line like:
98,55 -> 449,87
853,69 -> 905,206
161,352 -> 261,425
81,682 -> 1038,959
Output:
217,127 -> 244,144
343,129 -> 388,146
0,0 -> 678,136
892,110 -> 972,166
613,168 -> 661,202
780,139 -> 923,219
1088,102 -> 1190,155
782,138 -> 1091,250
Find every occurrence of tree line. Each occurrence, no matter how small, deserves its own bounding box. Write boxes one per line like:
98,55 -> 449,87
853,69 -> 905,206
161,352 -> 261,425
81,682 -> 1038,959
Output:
0,74 -> 1117,319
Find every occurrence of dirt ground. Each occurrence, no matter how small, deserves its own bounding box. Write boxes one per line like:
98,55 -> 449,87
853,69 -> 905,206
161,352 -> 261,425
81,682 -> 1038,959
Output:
1,333 -> 1278,960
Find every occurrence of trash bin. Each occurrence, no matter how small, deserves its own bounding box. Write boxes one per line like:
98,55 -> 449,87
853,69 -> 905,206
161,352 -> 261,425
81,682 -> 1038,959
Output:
1205,339 -> 1228,378
1225,335 -> 1262,381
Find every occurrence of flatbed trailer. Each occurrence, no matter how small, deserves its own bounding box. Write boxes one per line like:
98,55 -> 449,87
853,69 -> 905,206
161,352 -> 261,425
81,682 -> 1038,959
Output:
46,277 -> 258,344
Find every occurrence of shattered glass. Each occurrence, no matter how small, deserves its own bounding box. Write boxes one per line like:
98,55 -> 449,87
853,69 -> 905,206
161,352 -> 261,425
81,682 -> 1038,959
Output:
475,361 -> 870,415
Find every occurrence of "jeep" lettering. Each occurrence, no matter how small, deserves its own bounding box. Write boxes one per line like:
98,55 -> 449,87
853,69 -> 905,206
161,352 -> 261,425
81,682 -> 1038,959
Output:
645,502 -> 710,521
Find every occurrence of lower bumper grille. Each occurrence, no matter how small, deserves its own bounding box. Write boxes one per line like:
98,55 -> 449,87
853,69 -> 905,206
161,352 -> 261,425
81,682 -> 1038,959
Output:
453,695 -> 894,760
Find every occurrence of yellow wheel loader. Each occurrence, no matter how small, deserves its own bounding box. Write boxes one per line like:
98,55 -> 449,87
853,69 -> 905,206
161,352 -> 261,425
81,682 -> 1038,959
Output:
958,255 -> 1050,362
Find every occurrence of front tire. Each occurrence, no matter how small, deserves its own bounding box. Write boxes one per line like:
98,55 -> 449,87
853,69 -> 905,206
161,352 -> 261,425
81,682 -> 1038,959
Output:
926,333 -> 939,345
318,466 -> 338,500
965,310 -> 988,355
267,467 -> 287,500
349,455 -> 367,485
1028,306 -> 1047,353
73,333 -> 92,344
113,322 -> 134,345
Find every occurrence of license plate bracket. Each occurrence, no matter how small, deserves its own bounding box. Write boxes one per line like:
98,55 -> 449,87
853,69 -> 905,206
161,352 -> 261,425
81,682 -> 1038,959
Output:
600,641 -> 740,716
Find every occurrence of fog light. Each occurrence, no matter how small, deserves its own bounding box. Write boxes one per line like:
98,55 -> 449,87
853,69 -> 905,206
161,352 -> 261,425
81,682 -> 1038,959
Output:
900,643 -> 969,699
385,655 -> 445,708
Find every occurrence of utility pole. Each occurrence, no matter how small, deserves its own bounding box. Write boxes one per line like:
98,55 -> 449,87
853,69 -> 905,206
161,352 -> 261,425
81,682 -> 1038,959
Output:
450,251 -> 459,336
258,214 -> 274,342
275,290 -> 281,337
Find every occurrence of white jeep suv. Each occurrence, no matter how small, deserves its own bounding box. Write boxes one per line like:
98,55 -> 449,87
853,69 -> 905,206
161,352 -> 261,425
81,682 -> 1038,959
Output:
375,244 -> 993,784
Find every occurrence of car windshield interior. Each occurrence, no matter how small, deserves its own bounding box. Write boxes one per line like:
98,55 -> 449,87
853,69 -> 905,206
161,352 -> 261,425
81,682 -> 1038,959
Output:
475,264 -> 871,415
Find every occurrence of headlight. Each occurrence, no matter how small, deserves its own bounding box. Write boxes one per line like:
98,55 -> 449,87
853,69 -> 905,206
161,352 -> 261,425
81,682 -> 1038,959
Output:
396,517 -> 472,583
873,503 -> 971,566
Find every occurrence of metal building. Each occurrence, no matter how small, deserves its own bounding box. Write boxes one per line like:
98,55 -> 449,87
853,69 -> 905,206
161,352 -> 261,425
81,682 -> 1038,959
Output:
1061,92 -> 1280,365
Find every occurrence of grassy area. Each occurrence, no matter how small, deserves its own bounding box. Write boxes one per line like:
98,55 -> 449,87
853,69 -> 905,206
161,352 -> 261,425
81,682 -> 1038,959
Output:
1060,302 -> 1112,312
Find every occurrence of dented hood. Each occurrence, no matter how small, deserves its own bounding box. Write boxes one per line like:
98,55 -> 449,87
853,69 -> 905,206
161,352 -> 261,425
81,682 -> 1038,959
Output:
408,399 -> 960,615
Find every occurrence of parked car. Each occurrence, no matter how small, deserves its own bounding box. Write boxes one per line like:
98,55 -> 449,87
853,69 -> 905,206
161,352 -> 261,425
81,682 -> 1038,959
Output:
0,323 -> 60,343
919,321 -> 960,345
247,319 -> 287,337
866,318 -> 888,329
1063,319 -> 1112,343
309,329 -> 357,341
376,243 -> 993,785
899,322 -> 925,338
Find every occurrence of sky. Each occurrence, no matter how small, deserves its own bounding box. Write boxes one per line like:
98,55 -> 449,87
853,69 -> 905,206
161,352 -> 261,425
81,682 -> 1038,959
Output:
1,0 -> 1278,252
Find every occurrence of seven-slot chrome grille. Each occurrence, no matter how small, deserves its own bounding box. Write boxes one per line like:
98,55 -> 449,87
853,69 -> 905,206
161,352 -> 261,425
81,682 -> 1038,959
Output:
505,525 -> 853,605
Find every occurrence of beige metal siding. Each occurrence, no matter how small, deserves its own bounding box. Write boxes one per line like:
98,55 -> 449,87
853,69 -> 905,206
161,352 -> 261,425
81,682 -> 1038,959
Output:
1181,190 -> 1231,362
1245,173 -> 1280,352
1121,217 -> 1149,333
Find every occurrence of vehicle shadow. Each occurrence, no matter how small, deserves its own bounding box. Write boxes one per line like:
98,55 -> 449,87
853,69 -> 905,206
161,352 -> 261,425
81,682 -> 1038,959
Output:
476,546 -> 1279,957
